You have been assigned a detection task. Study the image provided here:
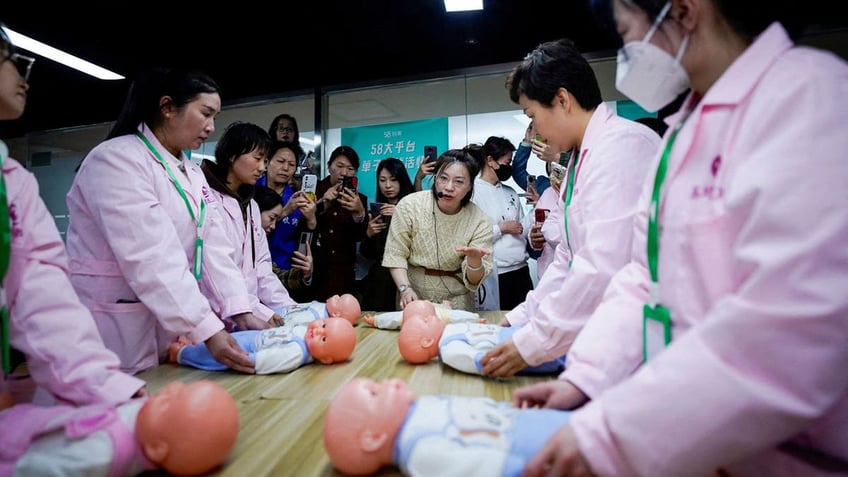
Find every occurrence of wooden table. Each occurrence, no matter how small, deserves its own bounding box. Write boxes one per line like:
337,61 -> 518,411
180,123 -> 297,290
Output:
137,311 -> 552,477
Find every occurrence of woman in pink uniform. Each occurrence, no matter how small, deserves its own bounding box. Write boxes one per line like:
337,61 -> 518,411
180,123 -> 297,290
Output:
66,68 -> 265,376
516,1 -> 848,475
0,24 -> 144,406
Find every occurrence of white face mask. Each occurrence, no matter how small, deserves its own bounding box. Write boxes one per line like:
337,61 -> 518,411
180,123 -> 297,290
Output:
615,2 -> 690,113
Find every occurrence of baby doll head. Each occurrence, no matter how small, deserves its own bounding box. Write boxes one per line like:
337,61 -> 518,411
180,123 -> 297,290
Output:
326,293 -> 362,325
135,380 -> 239,476
397,313 -> 445,364
401,299 -> 436,320
323,377 -> 416,475
305,317 -> 357,364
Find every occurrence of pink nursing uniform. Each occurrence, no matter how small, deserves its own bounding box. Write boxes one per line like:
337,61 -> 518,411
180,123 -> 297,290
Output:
65,125 -> 252,374
564,24 -> 848,476
505,101 -> 660,366
206,189 -> 296,320
2,154 -> 143,404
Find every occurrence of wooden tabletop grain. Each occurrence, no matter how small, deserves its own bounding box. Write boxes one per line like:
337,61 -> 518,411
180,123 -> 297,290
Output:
136,311 -> 552,477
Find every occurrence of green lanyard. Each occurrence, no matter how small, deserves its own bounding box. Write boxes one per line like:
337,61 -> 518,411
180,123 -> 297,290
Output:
136,132 -> 206,279
642,120 -> 685,362
562,150 -> 579,268
0,152 -> 11,374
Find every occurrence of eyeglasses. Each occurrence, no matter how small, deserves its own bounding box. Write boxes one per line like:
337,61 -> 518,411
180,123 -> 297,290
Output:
1,51 -> 35,83
277,126 -> 295,133
436,174 -> 469,189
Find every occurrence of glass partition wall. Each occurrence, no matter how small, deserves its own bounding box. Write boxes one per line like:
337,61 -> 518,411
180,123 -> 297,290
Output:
7,57 -> 627,239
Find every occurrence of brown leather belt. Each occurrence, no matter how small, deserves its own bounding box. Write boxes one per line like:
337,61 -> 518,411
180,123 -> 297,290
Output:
424,268 -> 463,283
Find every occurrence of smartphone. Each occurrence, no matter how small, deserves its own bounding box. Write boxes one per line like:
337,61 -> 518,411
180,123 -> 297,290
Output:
549,162 -> 566,182
424,145 -> 438,164
301,174 -> 318,202
369,202 -> 385,224
534,134 -> 545,143
527,175 -> 536,187
535,208 -> 550,224
342,175 -> 358,192
297,232 -> 312,255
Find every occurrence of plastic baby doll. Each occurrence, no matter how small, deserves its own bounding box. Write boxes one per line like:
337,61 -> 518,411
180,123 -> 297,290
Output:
362,299 -> 484,330
276,293 -> 361,327
0,380 -> 239,476
322,376 -> 571,477
399,314 -> 564,375
170,317 -> 357,374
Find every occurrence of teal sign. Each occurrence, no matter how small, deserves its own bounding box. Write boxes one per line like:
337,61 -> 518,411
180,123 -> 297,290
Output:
341,118 -> 448,203
615,99 -> 656,120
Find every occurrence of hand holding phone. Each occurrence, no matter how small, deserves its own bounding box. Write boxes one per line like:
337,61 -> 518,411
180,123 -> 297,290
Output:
298,232 -> 313,255
342,175 -> 358,192
369,202 -> 386,224
549,163 -> 566,182
534,208 -> 550,225
424,145 -> 438,164
301,174 -> 318,202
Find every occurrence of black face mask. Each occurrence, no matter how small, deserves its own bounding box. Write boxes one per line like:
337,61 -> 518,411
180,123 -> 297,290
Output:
495,163 -> 513,182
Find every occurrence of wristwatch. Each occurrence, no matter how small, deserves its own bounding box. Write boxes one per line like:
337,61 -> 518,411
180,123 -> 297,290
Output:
398,284 -> 410,293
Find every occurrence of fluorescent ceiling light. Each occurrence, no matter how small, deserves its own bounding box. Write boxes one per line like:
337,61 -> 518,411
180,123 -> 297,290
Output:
444,0 -> 483,13
2,27 -> 124,80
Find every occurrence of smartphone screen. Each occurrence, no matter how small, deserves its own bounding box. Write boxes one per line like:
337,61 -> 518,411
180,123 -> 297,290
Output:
424,145 -> 438,164
301,174 -> 318,202
342,176 -> 358,191
298,232 -> 312,255
370,202 -> 385,224
549,163 -> 566,182
535,208 -> 550,224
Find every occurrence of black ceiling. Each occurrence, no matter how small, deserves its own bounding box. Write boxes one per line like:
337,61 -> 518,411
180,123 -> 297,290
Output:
1,1 -> 845,138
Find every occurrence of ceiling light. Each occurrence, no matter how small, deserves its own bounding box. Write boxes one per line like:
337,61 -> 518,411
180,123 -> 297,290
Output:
2,27 -> 124,80
444,0 -> 483,13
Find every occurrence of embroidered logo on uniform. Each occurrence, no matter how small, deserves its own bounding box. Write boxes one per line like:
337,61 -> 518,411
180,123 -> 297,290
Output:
9,203 -> 22,239
201,185 -> 213,204
690,186 -> 724,200
711,156 -> 721,177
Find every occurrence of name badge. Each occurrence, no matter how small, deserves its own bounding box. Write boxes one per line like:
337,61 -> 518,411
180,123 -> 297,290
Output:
643,304 -> 672,362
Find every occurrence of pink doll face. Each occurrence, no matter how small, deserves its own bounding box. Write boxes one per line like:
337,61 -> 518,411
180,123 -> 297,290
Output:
344,377 -> 415,424
323,377 -> 416,475
401,300 -> 436,323
306,317 -> 357,364
135,380 -> 239,476
326,293 -> 362,325
397,314 -> 445,364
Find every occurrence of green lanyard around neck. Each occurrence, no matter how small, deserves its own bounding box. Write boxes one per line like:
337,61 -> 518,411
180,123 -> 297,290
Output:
562,150 -> 579,268
136,132 -> 206,280
0,152 -> 11,374
642,118 -> 685,362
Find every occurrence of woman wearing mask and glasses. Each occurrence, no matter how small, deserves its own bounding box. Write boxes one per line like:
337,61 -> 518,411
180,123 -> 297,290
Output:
515,1 -> 848,476
383,149 -> 493,311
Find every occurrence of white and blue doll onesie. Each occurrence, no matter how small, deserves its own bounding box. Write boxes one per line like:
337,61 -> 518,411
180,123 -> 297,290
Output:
175,322 -> 316,374
395,395 -> 570,477
370,304 -> 481,330
439,322 -> 565,375
276,300 -> 328,326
